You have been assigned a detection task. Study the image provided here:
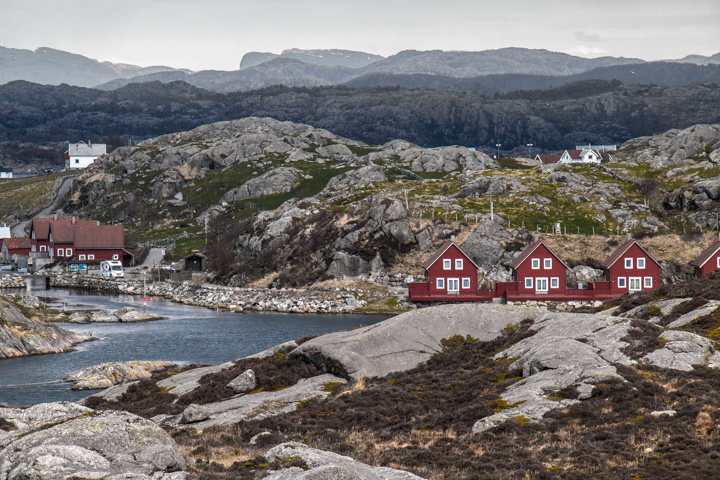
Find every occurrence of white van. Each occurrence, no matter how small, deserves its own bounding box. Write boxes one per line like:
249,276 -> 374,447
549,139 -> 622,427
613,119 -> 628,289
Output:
100,260 -> 124,278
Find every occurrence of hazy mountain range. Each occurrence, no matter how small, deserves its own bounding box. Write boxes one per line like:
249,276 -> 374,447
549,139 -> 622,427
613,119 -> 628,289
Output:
2,45 -> 720,94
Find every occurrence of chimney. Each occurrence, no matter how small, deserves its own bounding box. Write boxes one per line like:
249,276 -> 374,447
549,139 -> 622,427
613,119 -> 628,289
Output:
534,232 -> 539,242
53,214 -> 57,221
97,221 -> 100,226
626,232 -> 631,241
72,216 -> 76,224
451,234 -> 455,242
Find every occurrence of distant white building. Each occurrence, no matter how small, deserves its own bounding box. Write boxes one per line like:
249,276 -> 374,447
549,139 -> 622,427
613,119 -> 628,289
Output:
0,171 -> 12,179
558,147 -> 613,164
65,141 -> 107,169
0,224 -> 11,240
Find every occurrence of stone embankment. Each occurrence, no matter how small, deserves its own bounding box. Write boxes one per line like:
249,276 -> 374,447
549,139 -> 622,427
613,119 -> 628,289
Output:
0,275 -> 24,288
49,274 -> 367,313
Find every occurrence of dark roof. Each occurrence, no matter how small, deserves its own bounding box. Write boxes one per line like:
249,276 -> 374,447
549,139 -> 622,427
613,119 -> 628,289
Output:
183,252 -> 207,260
73,224 -> 124,249
509,240 -> 569,270
422,240 -> 479,270
691,240 -> 720,268
602,239 -> 661,269
31,217 -> 96,240
537,154 -> 561,164
2,237 -> 31,249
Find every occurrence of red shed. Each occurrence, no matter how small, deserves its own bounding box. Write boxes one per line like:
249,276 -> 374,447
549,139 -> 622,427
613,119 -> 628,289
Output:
1,237 -> 31,262
690,235 -> 720,278
602,238 -> 661,294
509,239 -> 568,296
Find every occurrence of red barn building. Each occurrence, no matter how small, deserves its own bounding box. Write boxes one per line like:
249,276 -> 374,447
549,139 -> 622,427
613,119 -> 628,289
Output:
690,235 -> 720,278
1,237 -> 31,262
602,238 -> 661,294
498,239 -> 568,299
408,240 -> 490,302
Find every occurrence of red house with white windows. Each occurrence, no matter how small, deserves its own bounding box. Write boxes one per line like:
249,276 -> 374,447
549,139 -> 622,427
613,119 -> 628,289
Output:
495,239 -> 569,300
408,240 -> 491,302
29,216 -> 132,264
602,238 -> 661,294
690,235 -> 720,278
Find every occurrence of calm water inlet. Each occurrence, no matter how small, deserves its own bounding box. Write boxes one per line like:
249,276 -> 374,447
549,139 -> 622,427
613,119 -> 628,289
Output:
0,288 -> 386,407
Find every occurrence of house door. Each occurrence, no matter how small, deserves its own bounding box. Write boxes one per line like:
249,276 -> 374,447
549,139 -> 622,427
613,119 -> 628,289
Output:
447,278 -> 459,294
629,277 -> 642,291
536,278 -> 548,293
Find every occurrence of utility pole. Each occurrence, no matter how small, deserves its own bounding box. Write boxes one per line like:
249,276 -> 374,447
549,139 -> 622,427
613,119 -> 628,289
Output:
495,143 -> 501,159
526,143 -> 533,159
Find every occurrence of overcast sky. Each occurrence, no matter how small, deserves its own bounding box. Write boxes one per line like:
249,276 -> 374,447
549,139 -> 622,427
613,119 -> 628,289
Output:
1,0 -> 718,71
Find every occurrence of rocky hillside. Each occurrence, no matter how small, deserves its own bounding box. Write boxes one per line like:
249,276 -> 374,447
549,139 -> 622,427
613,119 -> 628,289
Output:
0,295 -> 93,358
30,118 -> 716,290
9,276 -> 719,479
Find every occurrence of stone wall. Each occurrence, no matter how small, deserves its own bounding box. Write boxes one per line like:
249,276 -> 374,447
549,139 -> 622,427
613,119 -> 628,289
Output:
49,274 -> 366,314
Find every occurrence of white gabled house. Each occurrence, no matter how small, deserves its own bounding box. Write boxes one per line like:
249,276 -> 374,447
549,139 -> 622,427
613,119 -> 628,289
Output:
65,141 -> 107,170
558,147 -> 611,164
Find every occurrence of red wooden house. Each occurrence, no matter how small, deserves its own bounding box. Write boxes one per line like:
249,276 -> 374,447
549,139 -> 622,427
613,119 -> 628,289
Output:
496,239 -> 569,300
690,235 -> 720,278
602,238 -> 661,294
29,216 -> 132,264
408,240 -> 491,302
1,237 -> 31,262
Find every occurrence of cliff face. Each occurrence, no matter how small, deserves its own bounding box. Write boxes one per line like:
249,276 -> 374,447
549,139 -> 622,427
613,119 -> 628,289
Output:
0,296 -> 93,359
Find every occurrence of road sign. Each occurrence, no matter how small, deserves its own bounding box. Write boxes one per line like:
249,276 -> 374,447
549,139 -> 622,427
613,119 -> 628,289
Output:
79,264 -> 87,271
70,264 -> 78,271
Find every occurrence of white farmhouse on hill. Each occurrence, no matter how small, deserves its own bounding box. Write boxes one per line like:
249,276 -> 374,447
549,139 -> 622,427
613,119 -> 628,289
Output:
65,141 -> 107,169
558,146 -> 613,164
0,171 -> 12,179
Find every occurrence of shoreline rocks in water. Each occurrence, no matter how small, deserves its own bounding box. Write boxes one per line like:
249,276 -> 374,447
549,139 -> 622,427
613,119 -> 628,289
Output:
65,360 -> 177,390
0,295 -> 95,359
67,306 -> 164,323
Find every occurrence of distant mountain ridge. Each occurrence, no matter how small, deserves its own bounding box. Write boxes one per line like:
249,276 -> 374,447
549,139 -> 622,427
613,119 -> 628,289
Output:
239,48 -> 384,69
0,46 -> 188,88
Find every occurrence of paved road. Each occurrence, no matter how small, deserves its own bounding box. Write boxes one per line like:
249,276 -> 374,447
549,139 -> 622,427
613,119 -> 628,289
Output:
12,176 -> 76,237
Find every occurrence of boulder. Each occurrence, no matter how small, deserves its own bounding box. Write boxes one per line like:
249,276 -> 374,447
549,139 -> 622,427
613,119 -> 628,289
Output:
461,235 -> 504,272
227,369 -> 257,394
263,442 -> 423,480
382,221 -> 416,245
179,404 -> 210,424
327,252 -> 370,279
0,404 -> 186,480
289,304 -> 544,379
319,165 -> 387,196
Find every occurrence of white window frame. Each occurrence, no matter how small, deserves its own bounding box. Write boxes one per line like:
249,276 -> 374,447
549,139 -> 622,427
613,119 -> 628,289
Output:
717,256 -> 719,268
531,258 -> 540,270
637,258 -> 645,269
112,254 -> 119,260
525,277 -> 533,289
66,248 -> 72,257
625,258 -> 633,269
644,277 -> 653,288
462,278 -> 470,289
436,278 -> 445,289
79,254 -> 86,260
455,259 -> 463,270
544,258 -> 552,269
447,278 -> 459,292
443,259 -> 451,270
536,277 -> 548,292
551,277 -> 559,289
629,277 -> 642,291
57,248 -> 64,257
40,245 -> 46,252
618,277 -> 626,288
88,254 -> 95,260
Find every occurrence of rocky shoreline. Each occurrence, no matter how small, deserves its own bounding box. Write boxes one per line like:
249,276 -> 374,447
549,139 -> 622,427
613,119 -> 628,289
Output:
48,273 -> 372,314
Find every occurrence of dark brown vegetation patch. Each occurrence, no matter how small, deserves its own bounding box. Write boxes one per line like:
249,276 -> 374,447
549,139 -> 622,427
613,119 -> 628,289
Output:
170,319 -> 720,480
0,417 -> 17,431
86,344 -> 318,418
621,319 -> 664,359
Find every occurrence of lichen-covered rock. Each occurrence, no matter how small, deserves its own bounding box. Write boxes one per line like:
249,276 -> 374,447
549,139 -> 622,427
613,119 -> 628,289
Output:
223,167 -> 300,202
0,296 -> 94,359
643,330 -> 720,371
65,360 -> 176,390
227,369 -> 257,394
0,403 -> 186,480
